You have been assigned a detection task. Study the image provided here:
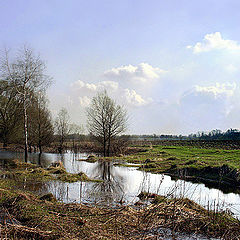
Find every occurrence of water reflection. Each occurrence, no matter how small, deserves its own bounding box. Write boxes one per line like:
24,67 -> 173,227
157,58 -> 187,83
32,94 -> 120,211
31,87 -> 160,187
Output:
1,150 -> 240,218
0,150 -> 89,170
0,150 -> 57,168
88,161 -> 126,204
48,161 -> 128,206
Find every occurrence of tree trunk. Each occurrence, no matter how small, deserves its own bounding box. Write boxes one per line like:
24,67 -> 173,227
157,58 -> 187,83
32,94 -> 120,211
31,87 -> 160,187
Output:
23,91 -> 28,162
60,131 -> 64,153
107,162 -> 110,180
103,140 -> 106,157
107,132 -> 111,157
29,143 -> 32,153
39,141 -> 42,154
102,131 -> 106,157
38,100 -> 42,154
107,121 -> 112,157
38,152 -> 42,166
72,138 -> 75,151
3,134 -> 7,148
3,130 -> 8,147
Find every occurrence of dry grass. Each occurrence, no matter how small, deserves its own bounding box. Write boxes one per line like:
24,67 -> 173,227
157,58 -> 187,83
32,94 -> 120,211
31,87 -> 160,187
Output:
0,187 -> 240,239
141,197 -> 240,239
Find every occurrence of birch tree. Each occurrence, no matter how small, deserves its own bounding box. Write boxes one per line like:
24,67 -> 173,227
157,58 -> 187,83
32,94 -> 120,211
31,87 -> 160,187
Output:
0,46 -> 51,161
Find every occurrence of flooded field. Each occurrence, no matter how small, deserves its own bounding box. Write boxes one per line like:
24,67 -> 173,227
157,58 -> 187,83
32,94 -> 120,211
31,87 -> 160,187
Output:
1,150 -> 240,219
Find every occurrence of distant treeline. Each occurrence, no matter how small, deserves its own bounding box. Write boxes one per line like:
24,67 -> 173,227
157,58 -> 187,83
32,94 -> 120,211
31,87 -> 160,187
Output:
127,129 -> 240,141
43,128 -> 240,143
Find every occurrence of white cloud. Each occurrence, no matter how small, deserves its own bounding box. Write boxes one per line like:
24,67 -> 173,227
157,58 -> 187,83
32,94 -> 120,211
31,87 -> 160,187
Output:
72,80 -> 97,92
71,80 -> 119,95
180,83 -> 236,110
70,79 -> 152,108
194,82 -> 236,98
98,81 -> 119,91
187,32 -> 240,53
123,89 -> 152,106
103,63 -> 166,83
178,82 -> 238,132
78,96 -> 91,106
225,64 -> 238,73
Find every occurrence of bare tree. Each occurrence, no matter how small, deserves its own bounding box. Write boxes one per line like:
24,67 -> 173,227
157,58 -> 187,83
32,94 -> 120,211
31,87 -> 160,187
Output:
69,123 -> 84,150
28,91 -> 54,154
86,90 -> 128,157
0,80 -> 23,146
0,46 -> 51,161
55,108 -> 70,153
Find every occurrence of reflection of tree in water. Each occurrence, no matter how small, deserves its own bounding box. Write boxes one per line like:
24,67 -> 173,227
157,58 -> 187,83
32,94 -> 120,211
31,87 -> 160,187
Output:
47,181 -> 69,202
26,153 -> 127,205
26,152 -> 56,169
88,161 -> 126,205
15,178 -> 51,197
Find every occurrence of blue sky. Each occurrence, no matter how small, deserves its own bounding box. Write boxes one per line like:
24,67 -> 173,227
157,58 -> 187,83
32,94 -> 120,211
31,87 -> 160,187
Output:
1,0 -> 240,134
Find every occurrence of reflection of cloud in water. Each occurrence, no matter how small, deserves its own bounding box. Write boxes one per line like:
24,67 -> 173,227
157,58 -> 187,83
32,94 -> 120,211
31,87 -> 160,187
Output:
1,150 -> 240,217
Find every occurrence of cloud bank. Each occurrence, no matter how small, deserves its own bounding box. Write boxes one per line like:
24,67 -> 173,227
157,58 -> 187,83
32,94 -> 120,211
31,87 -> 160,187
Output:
103,63 -> 166,84
49,33 -> 240,134
71,79 -> 152,107
187,32 -> 240,53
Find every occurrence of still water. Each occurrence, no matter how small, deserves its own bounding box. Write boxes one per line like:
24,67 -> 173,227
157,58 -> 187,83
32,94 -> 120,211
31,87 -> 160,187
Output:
0,150 -> 240,219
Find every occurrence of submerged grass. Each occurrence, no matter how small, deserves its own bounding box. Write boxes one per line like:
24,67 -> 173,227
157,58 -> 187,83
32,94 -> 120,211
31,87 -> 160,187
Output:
58,171 -> 100,183
0,158 -> 97,184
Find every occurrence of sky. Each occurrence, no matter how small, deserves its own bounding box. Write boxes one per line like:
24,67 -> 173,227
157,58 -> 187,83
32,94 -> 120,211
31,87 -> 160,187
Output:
1,0 -> 240,135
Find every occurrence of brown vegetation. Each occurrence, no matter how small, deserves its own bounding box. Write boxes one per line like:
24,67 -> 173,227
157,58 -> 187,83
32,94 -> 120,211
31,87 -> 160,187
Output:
0,189 -> 239,239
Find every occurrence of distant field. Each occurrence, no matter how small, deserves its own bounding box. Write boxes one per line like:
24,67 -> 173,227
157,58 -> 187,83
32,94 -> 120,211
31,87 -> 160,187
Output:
131,139 -> 240,150
124,145 -> 240,171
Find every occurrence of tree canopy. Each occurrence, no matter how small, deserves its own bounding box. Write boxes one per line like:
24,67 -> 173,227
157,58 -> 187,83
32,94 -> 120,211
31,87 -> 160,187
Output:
86,91 -> 128,156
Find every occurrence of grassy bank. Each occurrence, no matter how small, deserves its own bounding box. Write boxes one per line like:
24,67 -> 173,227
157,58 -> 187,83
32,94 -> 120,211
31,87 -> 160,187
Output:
85,144 -> 240,191
126,145 -> 240,170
